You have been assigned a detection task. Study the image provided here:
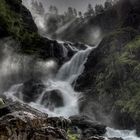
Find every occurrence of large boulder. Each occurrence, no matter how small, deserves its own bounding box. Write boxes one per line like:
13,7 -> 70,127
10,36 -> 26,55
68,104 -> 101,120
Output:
41,89 -> 64,109
0,101 -> 70,140
0,111 -> 67,140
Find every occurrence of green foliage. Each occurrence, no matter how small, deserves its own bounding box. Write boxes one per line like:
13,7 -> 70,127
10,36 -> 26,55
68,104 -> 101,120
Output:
115,36 -> 140,120
83,28 -> 138,122
0,0 -> 38,48
67,130 -> 79,140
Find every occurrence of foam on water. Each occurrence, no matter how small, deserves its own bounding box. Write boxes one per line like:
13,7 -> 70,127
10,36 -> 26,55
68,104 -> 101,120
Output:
106,127 -> 140,140
4,46 -> 92,118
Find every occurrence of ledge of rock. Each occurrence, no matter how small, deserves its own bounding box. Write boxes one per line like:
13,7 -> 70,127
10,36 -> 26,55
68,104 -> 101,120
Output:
0,101 -> 70,140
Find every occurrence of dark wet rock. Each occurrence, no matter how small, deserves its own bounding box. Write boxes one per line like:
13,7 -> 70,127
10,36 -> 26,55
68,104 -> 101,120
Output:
24,37 -> 76,65
22,79 -> 45,103
69,115 -> 106,139
0,101 -> 70,140
1,100 -> 48,118
109,138 -> 123,140
0,26 -> 8,38
0,105 -> 11,117
41,89 -> 64,108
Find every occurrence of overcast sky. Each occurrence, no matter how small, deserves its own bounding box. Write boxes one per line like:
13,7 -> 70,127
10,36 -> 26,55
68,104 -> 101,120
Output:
41,0 -> 106,13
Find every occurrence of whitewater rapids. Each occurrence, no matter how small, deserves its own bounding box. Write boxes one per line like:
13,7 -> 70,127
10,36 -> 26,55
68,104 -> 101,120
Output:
4,46 -> 92,118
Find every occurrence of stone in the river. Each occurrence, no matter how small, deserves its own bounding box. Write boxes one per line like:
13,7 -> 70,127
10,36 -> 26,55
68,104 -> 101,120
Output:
0,105 -> 11,117
22,79 -> 45,103
41,89 -> 64,108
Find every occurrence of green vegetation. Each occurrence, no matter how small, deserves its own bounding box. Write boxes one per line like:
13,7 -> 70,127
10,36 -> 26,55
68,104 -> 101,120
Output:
0,0 -> 33,39
67,130 -> 79,140
94,33 -> 140,123
0,0 -> 40,54
116,36 -> 140,120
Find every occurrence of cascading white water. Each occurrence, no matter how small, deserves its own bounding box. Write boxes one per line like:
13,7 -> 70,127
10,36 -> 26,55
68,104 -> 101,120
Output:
4,45 -> 92,118
56,47 -> 92,83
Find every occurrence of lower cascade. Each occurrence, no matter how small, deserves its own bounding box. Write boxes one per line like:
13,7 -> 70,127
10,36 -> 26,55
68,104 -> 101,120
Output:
2,43 -> 140,140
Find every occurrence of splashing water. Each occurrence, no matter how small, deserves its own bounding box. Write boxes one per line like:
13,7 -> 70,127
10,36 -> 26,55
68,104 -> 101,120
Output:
56,47 -> 92,83
106,127 -> 140,140
4,45 -> 92,118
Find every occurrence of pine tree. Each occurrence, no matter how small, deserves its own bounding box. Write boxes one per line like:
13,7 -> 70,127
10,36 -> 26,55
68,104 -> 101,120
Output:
95,4 -> 104,15
104,0 -> 112,10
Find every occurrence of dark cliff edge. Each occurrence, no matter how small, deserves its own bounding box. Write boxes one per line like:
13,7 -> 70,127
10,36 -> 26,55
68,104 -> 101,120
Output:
75,23 -> 140,136
0,0 -> 75,65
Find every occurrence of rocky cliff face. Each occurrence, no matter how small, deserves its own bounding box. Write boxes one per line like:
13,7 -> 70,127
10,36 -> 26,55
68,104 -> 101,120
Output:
0,0 -> 76,65
75,27 -> 140,135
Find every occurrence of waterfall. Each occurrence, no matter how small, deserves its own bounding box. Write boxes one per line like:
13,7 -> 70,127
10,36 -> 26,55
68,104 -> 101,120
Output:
2,1 -> 140,139
4,46 -> 92,118
56,47 -> 92,83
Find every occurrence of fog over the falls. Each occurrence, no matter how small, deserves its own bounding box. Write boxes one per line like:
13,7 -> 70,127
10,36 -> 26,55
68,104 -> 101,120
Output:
0,38 -> 58,92
22,0 -> 103,45
23,0 -> 106,14
0,0 -> 139,140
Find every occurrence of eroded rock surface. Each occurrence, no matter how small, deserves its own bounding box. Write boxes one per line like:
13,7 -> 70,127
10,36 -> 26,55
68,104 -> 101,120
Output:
0,102 -> 70,140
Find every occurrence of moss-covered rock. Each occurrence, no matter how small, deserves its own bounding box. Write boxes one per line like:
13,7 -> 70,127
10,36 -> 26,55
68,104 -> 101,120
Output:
0,0 -> 37,39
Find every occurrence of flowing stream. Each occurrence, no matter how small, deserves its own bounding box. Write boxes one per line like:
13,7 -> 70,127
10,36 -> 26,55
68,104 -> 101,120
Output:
5,45 -> 92,118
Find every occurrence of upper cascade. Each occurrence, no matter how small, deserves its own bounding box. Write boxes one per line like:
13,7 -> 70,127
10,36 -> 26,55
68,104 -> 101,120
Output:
56,47 -> 93,83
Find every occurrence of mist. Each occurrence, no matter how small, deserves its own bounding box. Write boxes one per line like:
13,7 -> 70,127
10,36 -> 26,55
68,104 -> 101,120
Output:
0,38 -> 57,93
